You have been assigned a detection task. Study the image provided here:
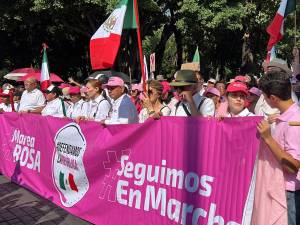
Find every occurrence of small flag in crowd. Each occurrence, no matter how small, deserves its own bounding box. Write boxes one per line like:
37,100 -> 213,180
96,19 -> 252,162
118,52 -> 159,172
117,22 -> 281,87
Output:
143,55 -> 149,82
90,0 -> 137,70
266,0 -> 296,61
40,43 -> 51,92
193,47 -> 200,63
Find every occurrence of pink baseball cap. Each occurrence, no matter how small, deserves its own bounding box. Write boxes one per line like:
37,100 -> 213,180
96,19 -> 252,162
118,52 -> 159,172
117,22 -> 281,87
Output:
69,86 -> 81,95
234,75 -> 247,83
226,82 -> 248,95
249,87 -> 262,97
131,84 -> 143,92
58,83 -> 71,89
105,77 -> 124,87
205,87 -> 220,97
161,81 -> 171,95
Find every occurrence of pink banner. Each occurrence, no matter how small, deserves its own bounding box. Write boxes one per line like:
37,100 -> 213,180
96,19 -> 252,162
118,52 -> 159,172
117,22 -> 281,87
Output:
0,113 -> 261,225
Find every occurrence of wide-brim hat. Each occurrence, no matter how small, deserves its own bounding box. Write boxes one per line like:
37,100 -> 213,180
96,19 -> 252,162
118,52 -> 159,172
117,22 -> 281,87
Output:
169,70 -> 197,86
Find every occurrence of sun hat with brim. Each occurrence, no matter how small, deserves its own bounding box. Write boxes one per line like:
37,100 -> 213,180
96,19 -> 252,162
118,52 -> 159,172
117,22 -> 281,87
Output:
265,58 -> 292,76
0,89 -> 11,97
169,70 -> 197,87
249,87 -> 262,97
208,78 -> 216,84
226,82 -> 248,96
86,74 -> 110,84
205,87 -> 220,97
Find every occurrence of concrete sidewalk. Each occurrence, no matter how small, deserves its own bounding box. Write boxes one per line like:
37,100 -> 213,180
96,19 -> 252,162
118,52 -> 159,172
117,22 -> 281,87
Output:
0,175 -> 92,225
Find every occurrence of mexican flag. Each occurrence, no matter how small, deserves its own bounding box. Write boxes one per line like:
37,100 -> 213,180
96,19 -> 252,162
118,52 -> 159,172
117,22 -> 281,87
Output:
40,46 -> 51,91
266,0 -> 296,54
90,0 -> 137,70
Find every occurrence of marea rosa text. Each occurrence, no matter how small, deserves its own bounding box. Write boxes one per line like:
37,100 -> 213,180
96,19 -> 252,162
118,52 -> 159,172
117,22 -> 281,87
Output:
11,129 -> 40,172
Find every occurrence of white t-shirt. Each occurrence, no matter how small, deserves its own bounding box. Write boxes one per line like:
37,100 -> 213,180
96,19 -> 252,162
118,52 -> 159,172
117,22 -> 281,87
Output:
0,103 -> 13,112
170,93 -> 215,117
41,98 -> 66,118
67,99 -> 88,119
19,89 -> 46,111
254,95 -> 279,117
139,104 -> 171,123
105,94 -> 138,124
86,94 -> 111,121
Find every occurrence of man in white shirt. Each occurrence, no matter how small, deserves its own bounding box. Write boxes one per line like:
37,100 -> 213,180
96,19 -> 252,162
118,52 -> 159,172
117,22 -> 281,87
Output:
169,70 -> 215,117
0,90 -> 14,112
19,77 -> 46,113
67,86 -> 88,119
104,77 -> 138,124
41,85 -> 66,118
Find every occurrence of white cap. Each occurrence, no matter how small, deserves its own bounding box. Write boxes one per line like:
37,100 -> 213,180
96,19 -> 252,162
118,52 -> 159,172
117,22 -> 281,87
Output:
208,78 -> 216,84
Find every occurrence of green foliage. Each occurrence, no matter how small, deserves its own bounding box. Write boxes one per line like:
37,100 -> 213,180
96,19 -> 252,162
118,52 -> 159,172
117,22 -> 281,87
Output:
0,0 -> 299,82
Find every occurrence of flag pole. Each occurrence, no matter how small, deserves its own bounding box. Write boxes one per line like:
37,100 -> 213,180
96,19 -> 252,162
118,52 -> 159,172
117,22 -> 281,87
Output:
295,10 -> 297,46
133,0 -> 146,90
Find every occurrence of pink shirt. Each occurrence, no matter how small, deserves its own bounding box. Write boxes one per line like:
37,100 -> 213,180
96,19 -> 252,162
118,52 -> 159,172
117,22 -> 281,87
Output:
215,97 -> 228,117
273,103 -> 300,191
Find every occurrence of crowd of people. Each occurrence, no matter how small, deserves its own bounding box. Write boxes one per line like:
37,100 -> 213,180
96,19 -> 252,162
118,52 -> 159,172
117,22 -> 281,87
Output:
0,59 -> 299,124
0,56 -> 300,224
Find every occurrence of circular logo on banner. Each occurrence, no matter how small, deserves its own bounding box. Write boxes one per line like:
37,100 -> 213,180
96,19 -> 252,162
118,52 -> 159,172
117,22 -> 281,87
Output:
52,123 -> 89,207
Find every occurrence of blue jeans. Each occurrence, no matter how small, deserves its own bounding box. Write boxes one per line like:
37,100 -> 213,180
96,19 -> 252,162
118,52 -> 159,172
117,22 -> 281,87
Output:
286,190 -> 300,225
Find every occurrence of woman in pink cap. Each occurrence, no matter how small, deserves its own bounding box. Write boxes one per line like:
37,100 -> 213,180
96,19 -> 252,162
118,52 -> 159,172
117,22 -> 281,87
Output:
247,87 -> 262,114
130,84 -> 143,113
224,82 -> 254,117
67,86 -> 88,119
204,87 -> 227,117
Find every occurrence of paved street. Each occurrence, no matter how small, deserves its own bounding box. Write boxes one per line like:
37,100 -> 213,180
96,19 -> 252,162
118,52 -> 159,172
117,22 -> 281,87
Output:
0,175 -> 92,225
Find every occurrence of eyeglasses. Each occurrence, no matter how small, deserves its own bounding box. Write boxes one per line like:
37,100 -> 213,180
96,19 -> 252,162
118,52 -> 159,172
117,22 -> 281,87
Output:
107,86 -> 119,91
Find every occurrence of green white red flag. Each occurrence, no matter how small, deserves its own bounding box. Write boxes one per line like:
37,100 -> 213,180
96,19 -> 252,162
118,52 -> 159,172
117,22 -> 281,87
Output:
40,44 -> 51,91
266,0 -> 296,61
90,0 -> 137,70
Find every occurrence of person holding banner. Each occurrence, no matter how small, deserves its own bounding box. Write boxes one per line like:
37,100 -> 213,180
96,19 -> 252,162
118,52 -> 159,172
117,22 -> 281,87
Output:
169,70 -> 215,117
19,77 -> 46,114
104,77 -> 138,124
41,85 -> 66,118
0,89 -> 14,112
84,78 -> 111,122
66,86 -> 88,119
130,84 -> 143,113
224,81 -> 254,117
139,80 -> 171,123
258,69 -> 300,225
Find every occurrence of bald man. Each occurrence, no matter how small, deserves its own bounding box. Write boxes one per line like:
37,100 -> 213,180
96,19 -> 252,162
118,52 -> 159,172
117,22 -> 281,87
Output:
19,77 -> 46,113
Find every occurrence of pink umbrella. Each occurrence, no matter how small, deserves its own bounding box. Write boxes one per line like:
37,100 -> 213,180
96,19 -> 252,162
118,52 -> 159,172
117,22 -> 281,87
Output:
4,67 -> 41,81
11,68 -> 41,73
18,72 -> 64,83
